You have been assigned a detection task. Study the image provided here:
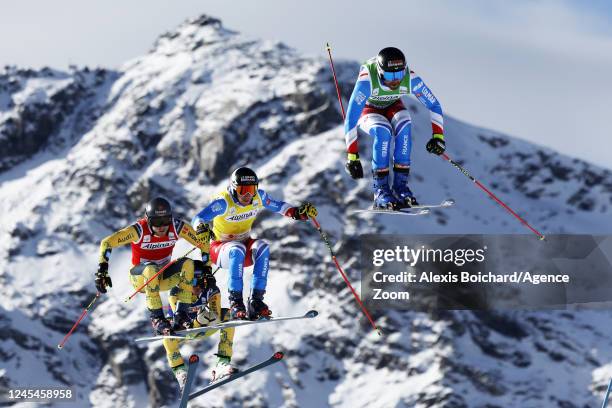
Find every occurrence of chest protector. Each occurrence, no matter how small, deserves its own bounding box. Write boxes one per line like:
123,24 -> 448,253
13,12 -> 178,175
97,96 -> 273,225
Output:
131,218 -> 179,265
364,58 -> 412,109
212,190 -> 263,242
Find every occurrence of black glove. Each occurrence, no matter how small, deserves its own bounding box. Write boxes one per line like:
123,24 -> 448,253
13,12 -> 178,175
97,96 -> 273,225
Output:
196,264 -> 216,291
195,223 -> 211,244
426,135 -> 446,155
95,262 -> 112,294
291,202 -> 318,220
345,153 -> 364,179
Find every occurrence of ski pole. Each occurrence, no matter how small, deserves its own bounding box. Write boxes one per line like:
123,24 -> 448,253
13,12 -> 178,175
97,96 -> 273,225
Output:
124,247 -> 198,302
440,152 -> 546,240
57,292 -> 100,350
310,217 -> 382,336
325,42 -> 346,119
602,377 -> 612,408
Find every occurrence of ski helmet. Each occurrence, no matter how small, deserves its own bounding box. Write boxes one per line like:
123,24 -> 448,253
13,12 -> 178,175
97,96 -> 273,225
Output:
376,47 -> 406,82
230,167 -> 258,203
145,197 -> 173,228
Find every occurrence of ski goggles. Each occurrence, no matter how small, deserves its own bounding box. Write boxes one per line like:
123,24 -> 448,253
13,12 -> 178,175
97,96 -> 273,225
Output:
381,70 -> 405,82
149,215 -> 172,228
235,184 -> 257,198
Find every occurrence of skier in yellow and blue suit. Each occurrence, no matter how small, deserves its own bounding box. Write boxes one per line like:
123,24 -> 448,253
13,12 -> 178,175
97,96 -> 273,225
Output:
192,167 -> 318,321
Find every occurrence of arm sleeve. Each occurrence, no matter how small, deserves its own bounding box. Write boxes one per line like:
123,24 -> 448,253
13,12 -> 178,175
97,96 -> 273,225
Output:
259,189 -> 294,216
191,198 -> 227,227
98,224 -> 140,264
177,220 -> 210,255
411,71 -> 444,136
343,65 -> 372,154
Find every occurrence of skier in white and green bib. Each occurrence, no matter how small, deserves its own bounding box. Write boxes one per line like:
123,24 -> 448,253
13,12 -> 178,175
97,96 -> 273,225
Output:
343,47 -> 446,209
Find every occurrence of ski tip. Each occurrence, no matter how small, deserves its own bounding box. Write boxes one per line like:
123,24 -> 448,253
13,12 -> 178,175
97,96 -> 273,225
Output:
134,337 -> 158,343
442,198 -> 456,206
305,310 -> 319,318
188,354 -> 199,364
272,351 -> 284,360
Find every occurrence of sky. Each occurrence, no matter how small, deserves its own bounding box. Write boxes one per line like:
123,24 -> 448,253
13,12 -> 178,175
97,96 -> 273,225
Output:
1,0 -> 611,169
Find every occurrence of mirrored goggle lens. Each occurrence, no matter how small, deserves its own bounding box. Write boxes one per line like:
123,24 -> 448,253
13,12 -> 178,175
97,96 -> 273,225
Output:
382,70 -> 405,81
236,185 -> 256,197
150,216 -> 172,227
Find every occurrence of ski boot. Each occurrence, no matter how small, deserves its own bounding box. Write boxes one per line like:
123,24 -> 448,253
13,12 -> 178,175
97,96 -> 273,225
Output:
210,355 -> 238,383
172,365 -> 188,392
392,165 -> 418,208
171,302 -> 193,332
149,308 -> 173,336
372,170 -> 398,210
247,289 -> 272,320
229,290 -> 247,320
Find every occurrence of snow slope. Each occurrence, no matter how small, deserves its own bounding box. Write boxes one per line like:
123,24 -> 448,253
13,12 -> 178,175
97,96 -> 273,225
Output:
1,14 -> 612,408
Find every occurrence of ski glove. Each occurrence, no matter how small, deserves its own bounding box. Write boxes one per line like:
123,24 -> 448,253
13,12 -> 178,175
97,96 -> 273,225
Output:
195,264 -> 216,291
195,222 -> 212,245
299,202 -> 318,220
426,134 -> 446,155
289,202 -> 318,220
95,262 -> 112,294
345,153 -> 364,179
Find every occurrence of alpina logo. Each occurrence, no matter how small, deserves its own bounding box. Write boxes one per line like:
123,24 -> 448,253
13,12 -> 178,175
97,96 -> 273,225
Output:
227,211 -> 257,222
142,242 -> 174,250
372,95 -> 399,101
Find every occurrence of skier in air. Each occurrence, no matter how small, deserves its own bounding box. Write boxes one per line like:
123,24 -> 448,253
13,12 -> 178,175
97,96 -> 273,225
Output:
95,197 -> 235,387
344,47 -> 446,209
96,197 -> 204,334
192,167 -> 318,320
165,260 -> 237,388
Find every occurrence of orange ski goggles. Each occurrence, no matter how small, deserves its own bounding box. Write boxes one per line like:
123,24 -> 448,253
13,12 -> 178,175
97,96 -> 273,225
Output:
235,184 -> 257,198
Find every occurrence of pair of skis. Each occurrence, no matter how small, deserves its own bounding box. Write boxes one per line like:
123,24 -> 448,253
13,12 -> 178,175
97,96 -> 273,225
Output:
353,198 -> 455,216
141,310 -> 316,406
135,310 -> 318,344
179,352 -> 284,407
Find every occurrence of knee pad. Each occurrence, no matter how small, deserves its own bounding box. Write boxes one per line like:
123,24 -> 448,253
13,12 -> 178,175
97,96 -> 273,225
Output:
360,113 -> 392,135
228,244 -> 246,262
142,265 -> 160,283
391,110 -> 412,135
250,240 -> 270,264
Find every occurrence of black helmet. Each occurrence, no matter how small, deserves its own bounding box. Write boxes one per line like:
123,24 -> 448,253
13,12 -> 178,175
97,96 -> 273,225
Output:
145,197 -> 173,227
376,47 -> 406,82
230,167 -> 258,203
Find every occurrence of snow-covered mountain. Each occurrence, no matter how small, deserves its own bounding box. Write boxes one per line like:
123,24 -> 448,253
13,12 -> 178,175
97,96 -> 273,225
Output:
1,14 -> 612,408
